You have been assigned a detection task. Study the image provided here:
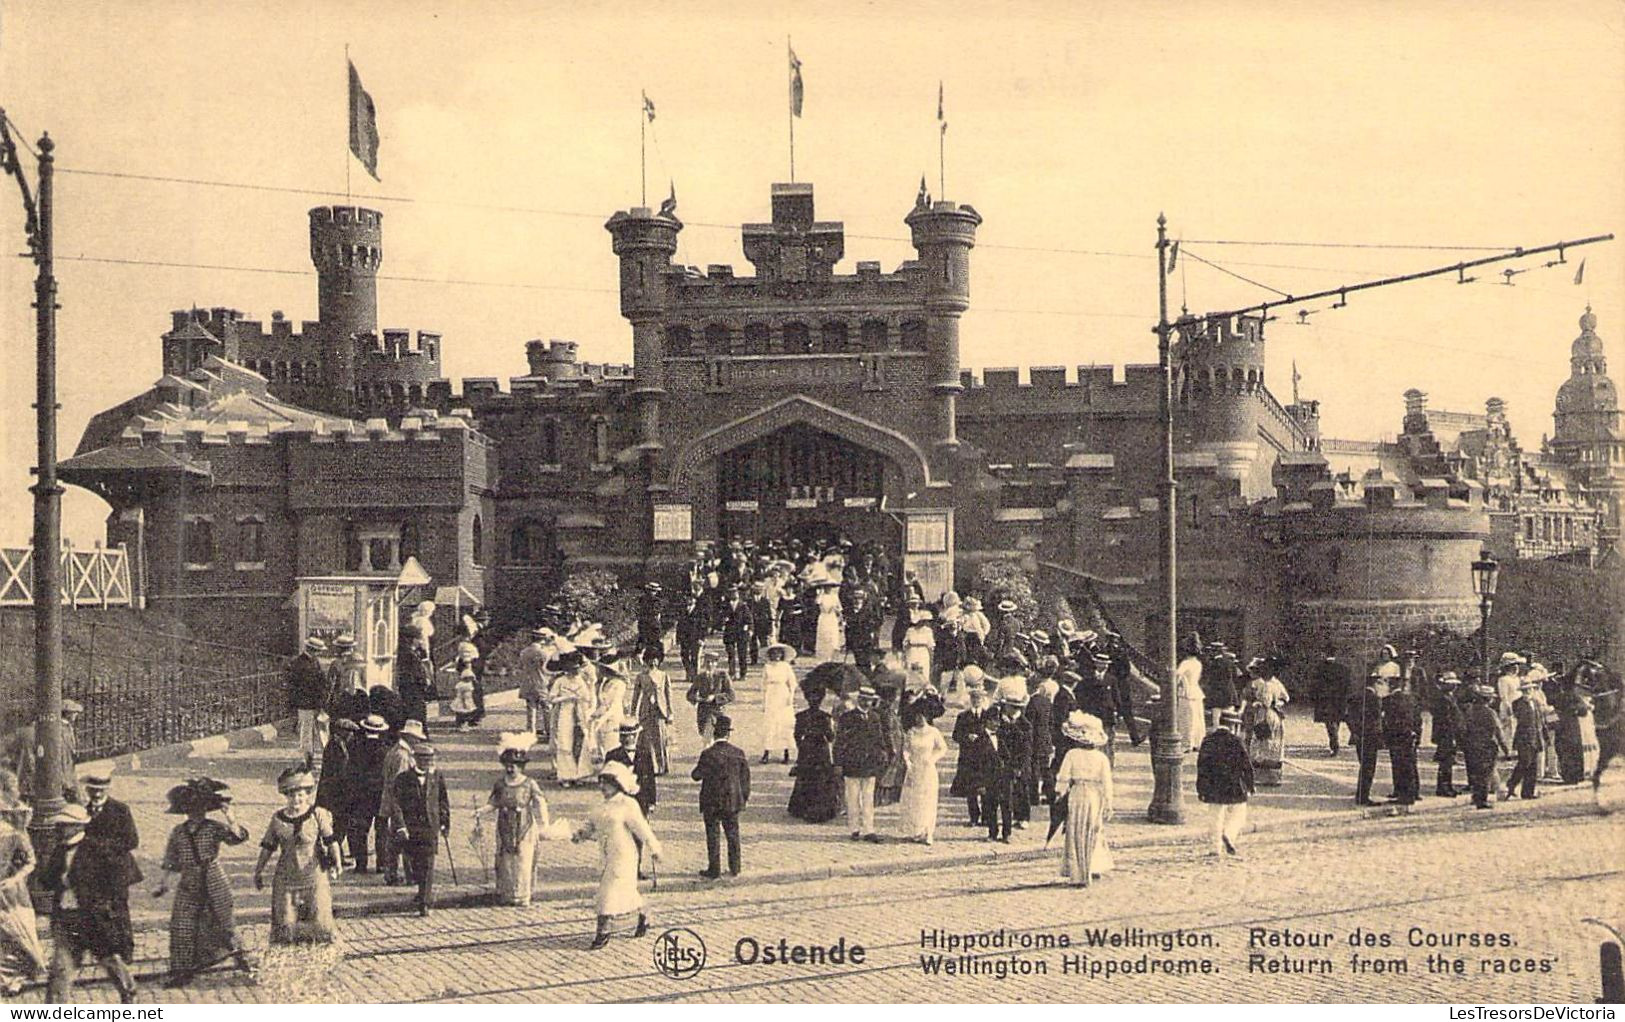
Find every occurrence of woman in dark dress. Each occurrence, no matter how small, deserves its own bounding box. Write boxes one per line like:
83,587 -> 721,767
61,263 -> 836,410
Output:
788,681 -> 841,823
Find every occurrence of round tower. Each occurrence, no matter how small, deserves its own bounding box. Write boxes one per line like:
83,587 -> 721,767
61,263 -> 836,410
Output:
1173,313 -> 1267,488
525,339 -> 583,382
605,207 -> 680,451
309,205 -> 382,395
904,196 -> 982,449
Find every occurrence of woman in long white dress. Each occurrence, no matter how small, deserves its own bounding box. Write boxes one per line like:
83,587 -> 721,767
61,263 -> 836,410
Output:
549,652 -> 598,786
814,583 -> 844,662
760,644 -> 798,764
572,762 -> 662,949
903,609 -> 936,692
896,706 -> 948,844
590,661 -> 630,758
1054,711 -> 1115,886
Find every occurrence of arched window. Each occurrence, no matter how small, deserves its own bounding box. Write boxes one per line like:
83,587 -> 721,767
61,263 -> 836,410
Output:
900,320 -> 927,351
705,324 -> 731,355
289,362 -> 304,382
783,321 -> 812,354
510,519 -> 558,566
276,360 -> 289,381
743,323 -> 770,355
666,325 -> 694,355
306,361 -> 320,383
471,514 -> 484,567
409,384 -> 424,406
861,320 -> 887,350
591,416 -> 610,464
821,321 -> 849,353
400,521 -> 420,562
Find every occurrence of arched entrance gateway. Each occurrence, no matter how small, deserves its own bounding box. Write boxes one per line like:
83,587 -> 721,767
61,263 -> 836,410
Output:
662,395 -> 954,597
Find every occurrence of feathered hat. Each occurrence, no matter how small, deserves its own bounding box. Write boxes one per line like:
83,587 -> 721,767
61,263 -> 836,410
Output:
497,732 -> 533,764
995,675 -> 1029,706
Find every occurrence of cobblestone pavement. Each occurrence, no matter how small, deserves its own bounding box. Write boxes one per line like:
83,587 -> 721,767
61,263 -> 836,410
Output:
14,649 -> 1621,1002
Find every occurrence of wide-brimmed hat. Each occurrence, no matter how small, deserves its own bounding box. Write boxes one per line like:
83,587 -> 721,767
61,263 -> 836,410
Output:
1089,649 -> 1113,668
334,717 -> 360,732
910,609 -> 935,624
359,714 -> 389,733
1055,619 -> 1076,636
618,723 -> 643,738
599,761 -> 640,796
60,699 -> 83,715
332,634 -> 357,651
547,649 -> 586,672
400,720 -> 427,741
764,642 -> 798,663
81,768 -> 113,789
963,597 -> 982,611
1030,629 -> 1050,646
1059,669 -> 1083,687
1438,671 -> 1461,686
855,685 -> 880,705
959,664 -> 986,688
1498,651 -> 1526,667
497,732 -> 532,764
1219,708 -> 1244,726
304,636 -> 328,654
529,625 -> 556,639
644,581 -> 663,592
1060,711 -> 1107,747
1378,643 -> 1398,660
996,676 -> 1029,706
995,599 -> 1018,614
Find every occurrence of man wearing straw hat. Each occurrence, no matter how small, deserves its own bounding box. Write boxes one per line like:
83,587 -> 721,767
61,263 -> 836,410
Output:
1505,674 -> 1545,801
1461,682 -> 1510,809
834,686 -> 889,842
287,635 -> 330,766
390,743 -> 449,917
42,802 -> 138,1002
1431,672 -> 1466,798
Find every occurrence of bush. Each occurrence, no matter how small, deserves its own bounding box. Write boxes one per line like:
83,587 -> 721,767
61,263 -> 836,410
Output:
555,569 -> 638,645
973,560 -> 1039,631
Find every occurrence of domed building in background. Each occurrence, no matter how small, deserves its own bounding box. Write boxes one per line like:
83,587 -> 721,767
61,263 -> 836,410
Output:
1548,306 -> 1624,550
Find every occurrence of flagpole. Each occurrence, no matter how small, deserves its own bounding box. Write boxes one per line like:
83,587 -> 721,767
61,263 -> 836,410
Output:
344,44 -> 352,201
787,37 -> 796,183
939,123 -> 945,200
641,94 -> 647,207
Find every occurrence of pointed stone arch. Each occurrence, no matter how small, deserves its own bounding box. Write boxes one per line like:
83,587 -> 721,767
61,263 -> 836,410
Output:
666,394 -> 934,496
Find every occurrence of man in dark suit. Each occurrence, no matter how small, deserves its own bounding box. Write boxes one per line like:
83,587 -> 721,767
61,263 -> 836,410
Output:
1461,684 -> 1509,808
1102,633 -> 1144,746
390,743 -> 450,916
1197,708 -> 1254,856
845,589 -> 884,674
1354,676 -> 1388,805
1383,680 -> 1422,806
1432,672 -> 1465,797
1076,649 -> 1121,764
748,582 -> 775,667
1310,646 -> 1354,755
636,582 -> 665,654
1505,677 -> 1544,800
719,586 -> 755,681
987,695 -> 1032,842
674,584 -> 711,681
686,651 -> 736,742
691,715 -> 751,878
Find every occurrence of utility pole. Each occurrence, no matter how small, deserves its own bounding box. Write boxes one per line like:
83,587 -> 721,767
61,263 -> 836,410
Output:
0,113 -> 64,864
1146,213 -> 1185,824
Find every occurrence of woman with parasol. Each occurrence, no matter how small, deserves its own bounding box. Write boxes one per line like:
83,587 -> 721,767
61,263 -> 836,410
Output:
1050,712 -> 1115,886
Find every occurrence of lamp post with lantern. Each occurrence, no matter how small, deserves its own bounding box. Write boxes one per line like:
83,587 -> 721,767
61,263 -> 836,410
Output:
1471,548 -> 1500,688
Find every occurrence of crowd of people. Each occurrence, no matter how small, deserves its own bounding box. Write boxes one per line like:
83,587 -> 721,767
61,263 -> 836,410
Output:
0,535 -> 1618,998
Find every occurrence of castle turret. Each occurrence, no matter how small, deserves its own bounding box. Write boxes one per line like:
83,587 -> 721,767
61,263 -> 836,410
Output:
1550,306 -> 1624,548
606,206 -> 680,452
905,193 -> 982,449
309,205 -> 382,398
1173,313 -> 1268,491
525,339 -> 583,382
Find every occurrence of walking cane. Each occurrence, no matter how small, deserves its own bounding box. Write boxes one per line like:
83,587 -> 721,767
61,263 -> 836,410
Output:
443,830 -> 460,886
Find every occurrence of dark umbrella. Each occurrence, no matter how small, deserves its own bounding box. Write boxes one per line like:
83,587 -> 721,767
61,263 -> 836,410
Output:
1045,795 -> 1068,846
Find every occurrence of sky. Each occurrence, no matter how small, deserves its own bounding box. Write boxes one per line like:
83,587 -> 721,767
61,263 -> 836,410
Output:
1,0 -> 1621,545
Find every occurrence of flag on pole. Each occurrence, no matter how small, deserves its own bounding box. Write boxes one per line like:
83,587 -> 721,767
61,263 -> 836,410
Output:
937,81 -> 947,135
789,46 -> 804,117
643,91 -> 656,123
660,181 -> 677,218
1167,240 -> 1179,272
348,60 -> 380,181
1574,258 -> 1586,286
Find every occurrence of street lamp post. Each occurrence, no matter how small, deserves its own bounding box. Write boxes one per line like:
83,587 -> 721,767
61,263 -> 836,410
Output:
1147,213 -> 1185,824
1471,548 -> 1499,687
0,115 -> 64,866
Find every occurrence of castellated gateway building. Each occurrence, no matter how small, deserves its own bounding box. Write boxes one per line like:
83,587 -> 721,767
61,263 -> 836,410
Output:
60,181 -> 1621,663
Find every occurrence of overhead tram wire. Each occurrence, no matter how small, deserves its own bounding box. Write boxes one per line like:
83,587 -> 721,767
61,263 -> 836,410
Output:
1180,247 -> 1292,299
1182,238 -> 1513,252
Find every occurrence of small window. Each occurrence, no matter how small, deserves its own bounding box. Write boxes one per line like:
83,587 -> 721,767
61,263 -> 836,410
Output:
471,514 -> 484,567
743,323 -> 770,355
666,325 -> 694,355
510,519 -> 559,566
1524,517 -> 1535,541
900,320 -> 927,351
183,517 -> 214,568
861,320 -> 887,350
540,418 -> 561,465
705,324 -> 731,355
783,322 -> 812,354
400,521 -> 420,563
236,516 -> 265,568
821,321 -> 849,353
592,417 -> 611,464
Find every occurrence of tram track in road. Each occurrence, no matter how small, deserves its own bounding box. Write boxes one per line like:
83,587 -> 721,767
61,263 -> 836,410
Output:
390,813 -> 1621,1002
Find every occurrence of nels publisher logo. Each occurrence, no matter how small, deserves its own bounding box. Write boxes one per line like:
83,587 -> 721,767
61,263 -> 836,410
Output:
654,927 -> 707,980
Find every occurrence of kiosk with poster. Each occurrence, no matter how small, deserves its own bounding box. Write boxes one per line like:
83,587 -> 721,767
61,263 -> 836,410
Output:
294,557 -> 433,689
